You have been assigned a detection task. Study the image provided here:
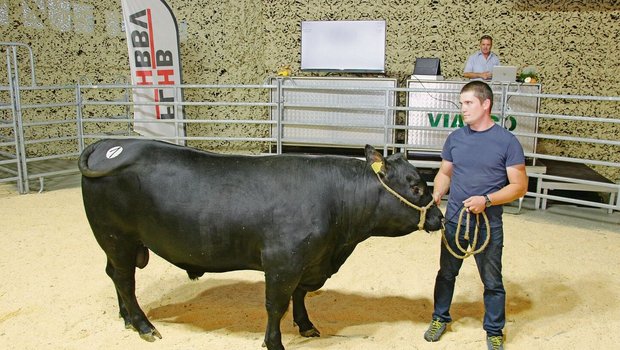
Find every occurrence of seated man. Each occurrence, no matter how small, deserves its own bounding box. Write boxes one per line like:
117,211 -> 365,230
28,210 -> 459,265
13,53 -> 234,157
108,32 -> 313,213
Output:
464,35 -> 500,80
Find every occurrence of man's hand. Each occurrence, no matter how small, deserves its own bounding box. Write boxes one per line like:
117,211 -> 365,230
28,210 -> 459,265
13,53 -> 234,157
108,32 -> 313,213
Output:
433,191 -> 443,206
463,195 -> 486,214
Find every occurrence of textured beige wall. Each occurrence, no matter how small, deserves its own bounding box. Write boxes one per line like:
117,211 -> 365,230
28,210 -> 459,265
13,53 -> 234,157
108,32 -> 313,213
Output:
1,0 -> 619,178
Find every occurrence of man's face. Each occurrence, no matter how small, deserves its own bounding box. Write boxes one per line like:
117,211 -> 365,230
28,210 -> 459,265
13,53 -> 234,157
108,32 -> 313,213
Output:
480,39 -> 492,55
460,91 -> 489,125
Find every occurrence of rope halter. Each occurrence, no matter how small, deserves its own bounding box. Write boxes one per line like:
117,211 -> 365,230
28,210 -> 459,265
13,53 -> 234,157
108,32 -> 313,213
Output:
371,161 -> 435,231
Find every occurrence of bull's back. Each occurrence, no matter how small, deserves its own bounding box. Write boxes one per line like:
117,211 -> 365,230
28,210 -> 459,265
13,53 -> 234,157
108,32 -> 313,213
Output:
80,139 -> 362,271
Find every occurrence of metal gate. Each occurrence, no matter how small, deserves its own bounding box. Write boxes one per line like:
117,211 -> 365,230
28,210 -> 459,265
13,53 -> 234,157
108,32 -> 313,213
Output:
1,42 -> 37,194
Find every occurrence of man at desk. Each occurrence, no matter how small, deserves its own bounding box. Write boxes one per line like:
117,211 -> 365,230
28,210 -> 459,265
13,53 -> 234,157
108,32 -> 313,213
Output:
464,35 -> 500,80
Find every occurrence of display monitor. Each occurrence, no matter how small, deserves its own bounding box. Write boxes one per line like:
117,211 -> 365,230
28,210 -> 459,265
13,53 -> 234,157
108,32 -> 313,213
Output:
300,20 -> 386,73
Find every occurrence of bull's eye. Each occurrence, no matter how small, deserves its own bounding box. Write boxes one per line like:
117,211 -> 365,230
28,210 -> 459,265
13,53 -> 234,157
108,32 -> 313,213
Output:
411,185 -> 421,196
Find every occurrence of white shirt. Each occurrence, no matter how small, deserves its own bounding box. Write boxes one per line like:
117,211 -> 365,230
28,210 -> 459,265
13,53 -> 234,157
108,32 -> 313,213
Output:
464,51 -> 500,74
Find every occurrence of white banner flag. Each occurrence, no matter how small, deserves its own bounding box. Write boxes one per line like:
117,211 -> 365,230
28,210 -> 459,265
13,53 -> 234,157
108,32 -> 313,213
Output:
121,0 -> 185,144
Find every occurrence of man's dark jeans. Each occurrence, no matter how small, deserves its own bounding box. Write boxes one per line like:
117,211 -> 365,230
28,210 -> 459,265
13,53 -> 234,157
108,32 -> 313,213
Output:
432,219 -> 505,336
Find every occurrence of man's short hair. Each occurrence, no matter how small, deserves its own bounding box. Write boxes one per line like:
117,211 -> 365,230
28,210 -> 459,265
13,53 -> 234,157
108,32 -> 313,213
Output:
480,35 -> 493,42
461,80 -> 493,109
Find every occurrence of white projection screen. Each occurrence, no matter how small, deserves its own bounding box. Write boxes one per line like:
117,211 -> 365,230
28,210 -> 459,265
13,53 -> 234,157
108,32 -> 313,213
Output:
301,20 -> 386,73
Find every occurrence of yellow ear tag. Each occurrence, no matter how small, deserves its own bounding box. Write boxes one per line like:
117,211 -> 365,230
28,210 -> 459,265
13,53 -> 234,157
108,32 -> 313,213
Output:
371,161 -> 384,174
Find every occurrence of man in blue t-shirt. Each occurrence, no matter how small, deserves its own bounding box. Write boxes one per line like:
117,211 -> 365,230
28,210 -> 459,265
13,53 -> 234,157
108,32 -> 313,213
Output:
423,81 -> 528,350
464,35 -> 500,80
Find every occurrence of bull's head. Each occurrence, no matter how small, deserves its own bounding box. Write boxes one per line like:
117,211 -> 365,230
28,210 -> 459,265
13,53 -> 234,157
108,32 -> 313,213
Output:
365,145 -> 443,233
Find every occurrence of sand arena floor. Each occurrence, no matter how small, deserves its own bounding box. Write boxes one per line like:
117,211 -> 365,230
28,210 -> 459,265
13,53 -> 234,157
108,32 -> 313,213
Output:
1,176 -> 619,350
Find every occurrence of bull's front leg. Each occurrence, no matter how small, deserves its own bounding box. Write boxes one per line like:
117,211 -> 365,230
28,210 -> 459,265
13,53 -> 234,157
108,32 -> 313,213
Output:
263,271 -> 300,350
292,288 -> 320,337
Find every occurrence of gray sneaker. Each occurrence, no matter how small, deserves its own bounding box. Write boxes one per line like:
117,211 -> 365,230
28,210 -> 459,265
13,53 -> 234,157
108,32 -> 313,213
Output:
487,335 -> 504,350
423,318 -> 447,342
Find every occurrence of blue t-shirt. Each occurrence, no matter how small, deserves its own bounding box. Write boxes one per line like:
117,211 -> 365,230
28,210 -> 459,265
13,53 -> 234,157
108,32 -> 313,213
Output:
441,124 -> 525,227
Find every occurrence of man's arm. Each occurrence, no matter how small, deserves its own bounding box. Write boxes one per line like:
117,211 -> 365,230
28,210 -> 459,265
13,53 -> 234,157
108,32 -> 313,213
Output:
463,164 -> 528,212
490,164 -> 528,204
464,71 -> 492,80
432,160 -> 453,205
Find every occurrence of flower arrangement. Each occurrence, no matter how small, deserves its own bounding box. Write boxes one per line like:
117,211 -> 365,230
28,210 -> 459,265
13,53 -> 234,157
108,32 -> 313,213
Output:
519,66 -> 539,83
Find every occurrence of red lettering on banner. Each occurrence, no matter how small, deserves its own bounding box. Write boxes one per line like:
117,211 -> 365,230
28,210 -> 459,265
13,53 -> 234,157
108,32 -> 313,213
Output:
128,8 -> 178,120
135,70 -> 153,85
157,69 -> 174,85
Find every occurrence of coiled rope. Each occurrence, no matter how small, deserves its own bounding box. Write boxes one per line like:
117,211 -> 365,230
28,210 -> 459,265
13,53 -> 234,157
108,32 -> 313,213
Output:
441,207 -> 491,259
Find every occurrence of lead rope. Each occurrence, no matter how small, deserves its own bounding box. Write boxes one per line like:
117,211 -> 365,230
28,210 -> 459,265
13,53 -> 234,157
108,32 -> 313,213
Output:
441,207 -> 491,259
371,159 -> 491,259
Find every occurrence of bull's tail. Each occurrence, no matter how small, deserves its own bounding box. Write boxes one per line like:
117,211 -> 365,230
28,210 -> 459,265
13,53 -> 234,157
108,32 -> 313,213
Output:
78,142 -> 103,177
78,140 -> 122,178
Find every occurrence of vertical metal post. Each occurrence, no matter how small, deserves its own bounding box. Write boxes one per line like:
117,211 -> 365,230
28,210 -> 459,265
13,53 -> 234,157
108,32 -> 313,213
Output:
531,84 -> 542,163
383,86 -> 390,156
119,76 -> 131,136
174,84 -> 182,145
10,47 -> 29,193
276,77 -> 284,154
5,48 -> 24,193
499,83 -> 509,129
75,83 -> 84,152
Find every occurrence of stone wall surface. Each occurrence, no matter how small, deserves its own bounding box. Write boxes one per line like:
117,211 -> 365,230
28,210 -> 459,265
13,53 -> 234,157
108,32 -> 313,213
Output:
1,0 -> 619,179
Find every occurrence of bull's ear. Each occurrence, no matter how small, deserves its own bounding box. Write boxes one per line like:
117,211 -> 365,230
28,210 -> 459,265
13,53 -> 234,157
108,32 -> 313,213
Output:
365,145 -> 386,176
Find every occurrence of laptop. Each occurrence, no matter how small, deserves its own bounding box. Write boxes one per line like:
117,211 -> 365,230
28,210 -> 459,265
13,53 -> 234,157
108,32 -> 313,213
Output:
411,58 -> 444,80
492,65 -> 517,82
413,58 -> 441,76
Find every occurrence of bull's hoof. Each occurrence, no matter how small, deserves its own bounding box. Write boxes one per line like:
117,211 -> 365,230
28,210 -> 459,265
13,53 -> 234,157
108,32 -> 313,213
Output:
139,329 -> 162,342
300,326 -> 320,338
261,340 -> 285,350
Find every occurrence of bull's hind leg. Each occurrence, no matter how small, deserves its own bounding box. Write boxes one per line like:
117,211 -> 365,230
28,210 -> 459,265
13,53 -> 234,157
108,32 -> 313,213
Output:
102,242 -> 161,341
292,288 -> 320,337
106,261 -> 131,327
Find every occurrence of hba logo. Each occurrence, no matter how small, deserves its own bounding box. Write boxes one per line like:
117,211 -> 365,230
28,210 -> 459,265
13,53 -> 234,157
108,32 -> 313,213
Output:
427,113 -> 517,131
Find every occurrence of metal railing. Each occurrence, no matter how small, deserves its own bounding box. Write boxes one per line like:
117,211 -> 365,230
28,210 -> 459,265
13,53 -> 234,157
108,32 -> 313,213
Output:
1,44 -> 618,213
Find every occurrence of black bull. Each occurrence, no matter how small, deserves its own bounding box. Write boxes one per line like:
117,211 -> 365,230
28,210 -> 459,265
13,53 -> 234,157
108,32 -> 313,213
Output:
79,139 -> 443,350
